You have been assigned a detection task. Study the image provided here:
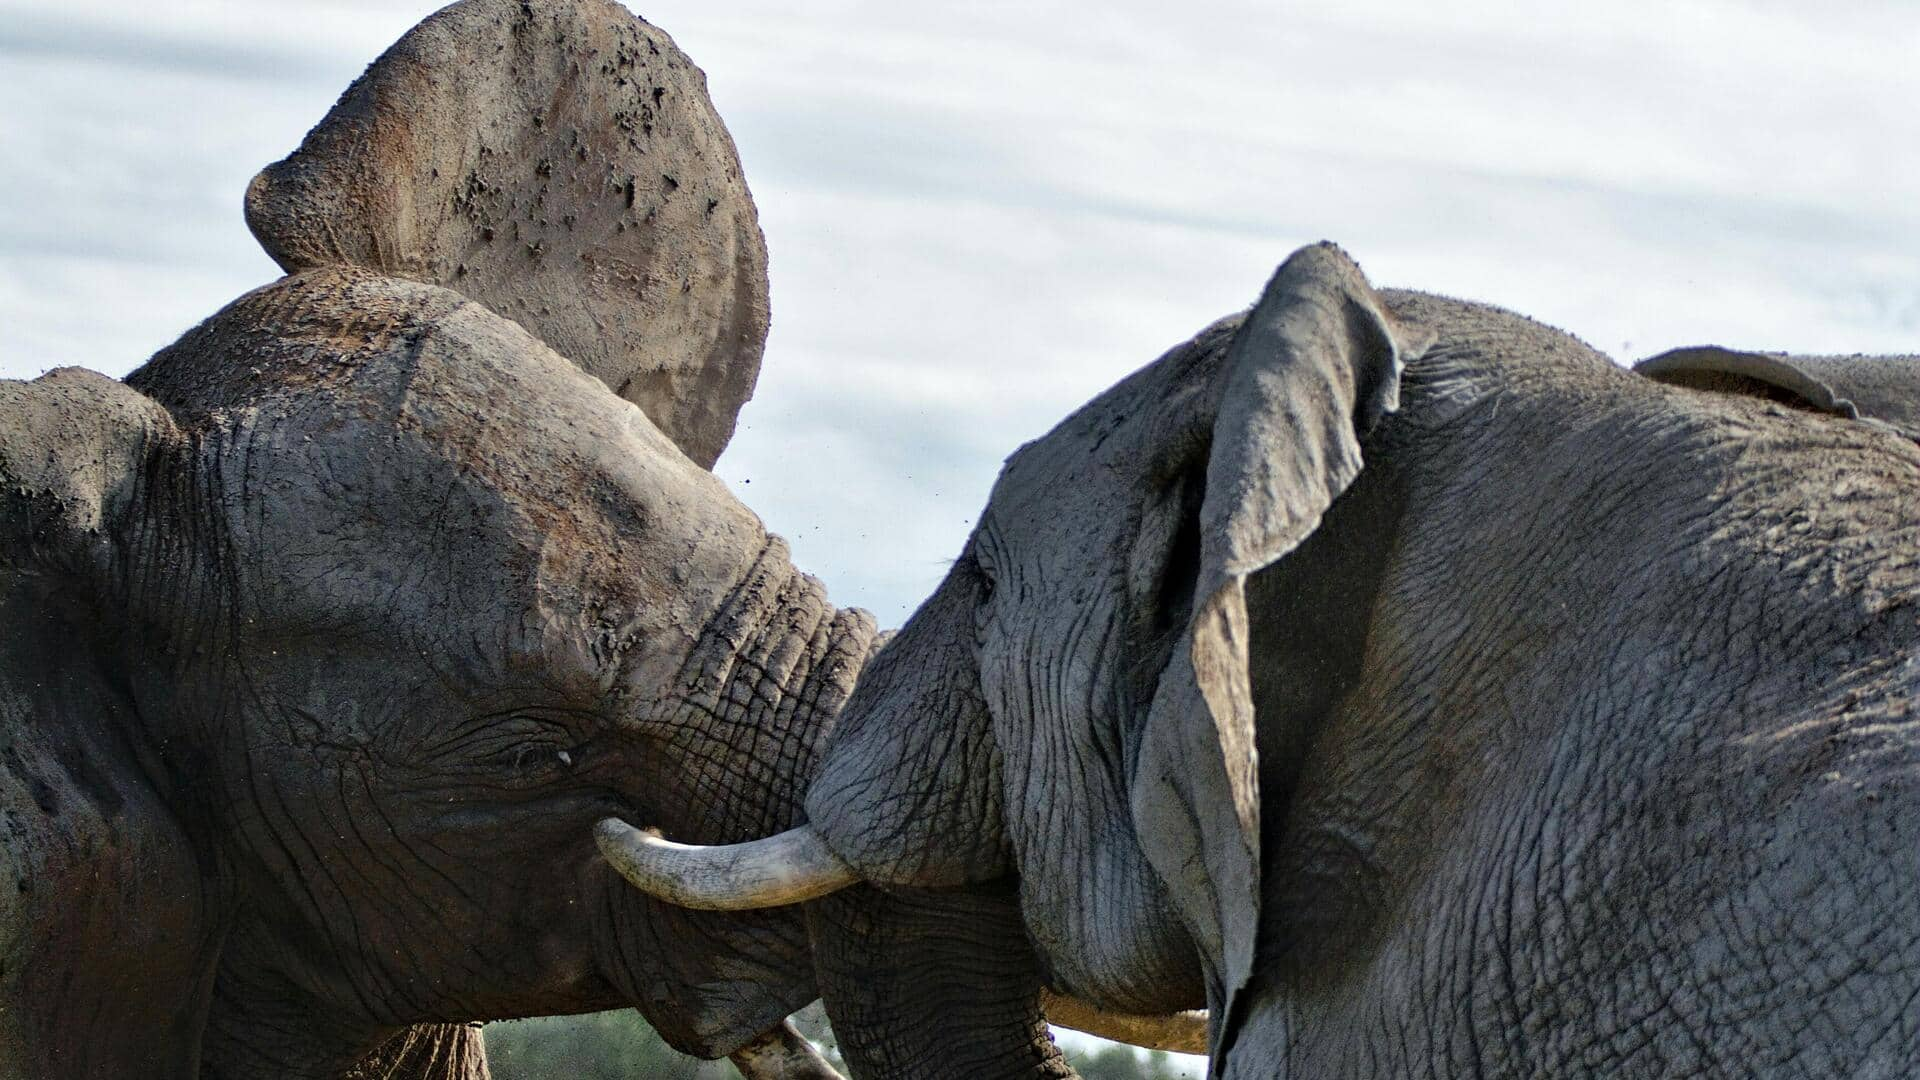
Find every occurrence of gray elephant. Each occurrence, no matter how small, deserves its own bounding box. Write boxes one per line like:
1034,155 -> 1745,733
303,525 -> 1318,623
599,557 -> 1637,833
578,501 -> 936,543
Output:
612,243 -> 1920,1077
0,1 -> 863,1076
3,4 -> 1181,1074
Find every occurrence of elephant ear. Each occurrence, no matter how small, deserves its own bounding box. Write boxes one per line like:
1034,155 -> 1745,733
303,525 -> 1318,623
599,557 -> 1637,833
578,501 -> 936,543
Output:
1637,346 -> 1920,441
0,368 -> 166,569
244,0 -> 768,468
0,370 -> 225,1075
1129,244 -> 1432,1063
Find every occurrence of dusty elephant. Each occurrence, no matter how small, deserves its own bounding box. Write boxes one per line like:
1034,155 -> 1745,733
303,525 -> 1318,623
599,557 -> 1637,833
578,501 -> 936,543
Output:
2,248 -> 866,1074
1,2 -> 1189,1074
0,1 -> 865,1076
615,243 -> 1920,1078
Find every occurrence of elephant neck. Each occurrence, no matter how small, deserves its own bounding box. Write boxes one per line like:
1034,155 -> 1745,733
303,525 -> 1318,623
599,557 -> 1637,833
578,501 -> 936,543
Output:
643,536 -> 881,840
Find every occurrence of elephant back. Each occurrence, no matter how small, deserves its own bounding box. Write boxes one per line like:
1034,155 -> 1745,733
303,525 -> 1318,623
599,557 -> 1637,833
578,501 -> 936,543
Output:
1638,346 -> 1920,441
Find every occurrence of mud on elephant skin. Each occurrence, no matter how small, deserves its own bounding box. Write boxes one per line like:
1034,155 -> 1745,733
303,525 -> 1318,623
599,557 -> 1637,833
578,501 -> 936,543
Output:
0,2 -> 862,1077
0,271 -> 873,1078
624,243 -> 1920,1078
0,275 -> 869,1079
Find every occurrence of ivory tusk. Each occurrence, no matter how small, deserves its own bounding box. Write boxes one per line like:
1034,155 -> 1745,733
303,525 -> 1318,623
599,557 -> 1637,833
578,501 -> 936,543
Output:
728,1019 -> 846,1080
1040,989 -> 1210,1055
594,819 -> 860,911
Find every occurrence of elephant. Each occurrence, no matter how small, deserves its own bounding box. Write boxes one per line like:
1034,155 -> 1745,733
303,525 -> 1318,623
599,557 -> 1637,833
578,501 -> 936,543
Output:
4,3 -> 1190,1074
0,1 -> 865,1075
610,242 -> 1920,1077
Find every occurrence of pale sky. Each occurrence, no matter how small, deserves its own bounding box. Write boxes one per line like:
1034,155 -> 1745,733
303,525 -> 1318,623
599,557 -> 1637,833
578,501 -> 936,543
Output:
3,0 -> 1917,624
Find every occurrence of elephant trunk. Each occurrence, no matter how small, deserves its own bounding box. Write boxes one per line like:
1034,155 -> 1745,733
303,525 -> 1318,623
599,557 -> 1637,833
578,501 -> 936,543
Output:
807,883 -> 1073,1080
598,546 -> 1212,1063
594,536 -> 882,1058
597,818 -> 1211,1055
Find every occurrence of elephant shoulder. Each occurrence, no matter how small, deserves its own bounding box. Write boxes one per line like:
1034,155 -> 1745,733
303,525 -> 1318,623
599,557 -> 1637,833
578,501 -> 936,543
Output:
1636,346 -> 1920,441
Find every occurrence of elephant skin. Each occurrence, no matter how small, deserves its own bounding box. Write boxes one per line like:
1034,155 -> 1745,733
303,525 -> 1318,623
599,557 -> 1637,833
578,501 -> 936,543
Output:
785,243 -> 1920,1077
0,265 -> 878,1078
0,2 -> 875,1076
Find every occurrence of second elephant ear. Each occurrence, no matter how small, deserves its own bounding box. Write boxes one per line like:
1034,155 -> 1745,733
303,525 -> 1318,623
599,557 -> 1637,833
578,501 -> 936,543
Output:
1637,346 -> 1920,441
1129,244 -> 1432,1067
245,0 -> 768,468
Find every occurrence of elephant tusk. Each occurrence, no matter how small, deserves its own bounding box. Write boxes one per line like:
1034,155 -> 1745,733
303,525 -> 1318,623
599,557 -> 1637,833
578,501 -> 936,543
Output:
728,1019 -> 846,1080
1039,989 -> 1210,1055
594,819 -> 861,910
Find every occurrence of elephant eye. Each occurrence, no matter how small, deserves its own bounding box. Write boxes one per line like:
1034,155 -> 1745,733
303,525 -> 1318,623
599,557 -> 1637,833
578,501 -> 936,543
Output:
508,742 -> 576,776
424,712 -> 591,787
966,548 -> 1002,615
968,531 -> 1003,604
470,736 -> 586,789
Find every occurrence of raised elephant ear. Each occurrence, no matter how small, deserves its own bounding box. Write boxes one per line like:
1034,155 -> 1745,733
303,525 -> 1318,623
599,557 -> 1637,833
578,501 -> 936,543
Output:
244,0 -> 768,468
1129,244 -> 1432,1063
1637,346 -> 1920,441
0,370 -> 226,1075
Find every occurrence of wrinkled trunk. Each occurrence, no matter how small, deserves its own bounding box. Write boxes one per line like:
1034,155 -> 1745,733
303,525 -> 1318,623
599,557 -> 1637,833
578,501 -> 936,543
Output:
775,570 -> 1082,1078
803,573 -> 1010,887
808,884 -> 1072,1080
602,538 -> 884,1057
605,542 -> 1082,1078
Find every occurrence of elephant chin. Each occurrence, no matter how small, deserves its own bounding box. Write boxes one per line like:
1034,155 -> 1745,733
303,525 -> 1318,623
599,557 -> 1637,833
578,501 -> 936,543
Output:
593,819 -> 1212,1055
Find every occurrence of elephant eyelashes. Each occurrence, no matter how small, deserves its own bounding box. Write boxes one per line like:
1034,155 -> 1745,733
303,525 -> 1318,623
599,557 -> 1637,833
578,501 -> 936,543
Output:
423,712 -> 590,786
964,545 -> 999,609
508,743 -> 576,777
975,563 -> 996,604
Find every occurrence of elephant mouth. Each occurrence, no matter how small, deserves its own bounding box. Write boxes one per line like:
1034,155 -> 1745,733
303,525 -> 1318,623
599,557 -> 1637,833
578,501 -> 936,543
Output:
594,816 -> 1211,1054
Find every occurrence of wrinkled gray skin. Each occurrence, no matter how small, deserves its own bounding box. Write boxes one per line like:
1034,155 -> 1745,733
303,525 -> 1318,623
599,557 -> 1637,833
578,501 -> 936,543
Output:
797,244 -> 1920,1078
0,2 -> 868,1077
242,0 -> 771,472
0,268 -> 873,1079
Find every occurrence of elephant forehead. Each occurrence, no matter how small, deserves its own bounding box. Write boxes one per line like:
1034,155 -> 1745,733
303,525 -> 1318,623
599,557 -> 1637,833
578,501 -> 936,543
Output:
149,271 -> 761,668
988,314 -> 1237,543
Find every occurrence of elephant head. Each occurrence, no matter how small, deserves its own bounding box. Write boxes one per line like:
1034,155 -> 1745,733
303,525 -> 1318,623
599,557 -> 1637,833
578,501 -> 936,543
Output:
618,243 -> 1920,1078
0,2 -> 856,1077
800,245 -> 1435,1068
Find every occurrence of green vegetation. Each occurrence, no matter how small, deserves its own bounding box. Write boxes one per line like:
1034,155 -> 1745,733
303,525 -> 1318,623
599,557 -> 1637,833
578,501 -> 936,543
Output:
485,1012 -> 725,1079
484,1009 -> 1203,1079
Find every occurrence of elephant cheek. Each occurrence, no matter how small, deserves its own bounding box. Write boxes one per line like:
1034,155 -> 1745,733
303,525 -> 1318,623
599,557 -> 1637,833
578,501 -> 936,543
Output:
527,915 -> 599,993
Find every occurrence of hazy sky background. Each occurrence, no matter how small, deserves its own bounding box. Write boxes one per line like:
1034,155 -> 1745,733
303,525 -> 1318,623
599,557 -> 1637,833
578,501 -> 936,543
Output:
3,0 -> 1917,629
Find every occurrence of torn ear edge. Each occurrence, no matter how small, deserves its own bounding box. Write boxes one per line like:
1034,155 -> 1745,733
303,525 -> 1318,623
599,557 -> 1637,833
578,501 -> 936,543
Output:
1128,243 -> 1431,1069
